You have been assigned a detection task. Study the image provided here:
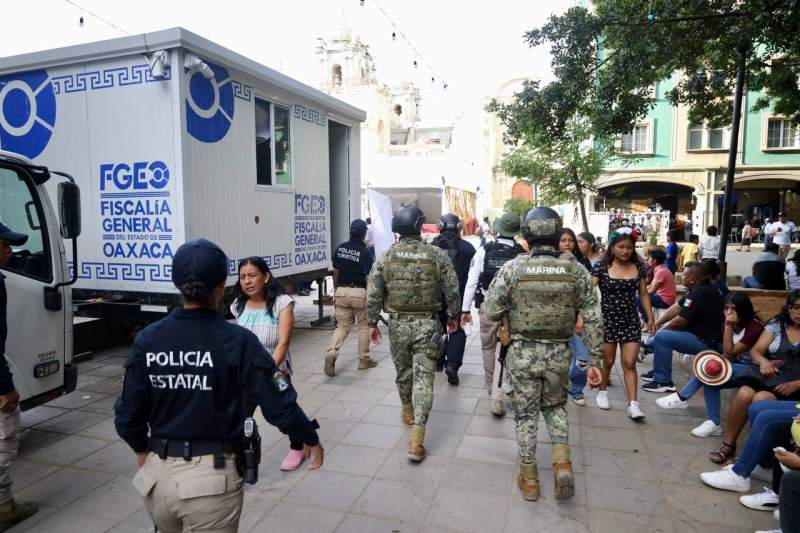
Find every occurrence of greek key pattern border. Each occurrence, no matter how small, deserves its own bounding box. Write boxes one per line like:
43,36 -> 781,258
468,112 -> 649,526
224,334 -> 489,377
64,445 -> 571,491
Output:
294,104 -> 327,127
51,64 -> 171,95
231,80 -> 252,102
68,261 -> 172,282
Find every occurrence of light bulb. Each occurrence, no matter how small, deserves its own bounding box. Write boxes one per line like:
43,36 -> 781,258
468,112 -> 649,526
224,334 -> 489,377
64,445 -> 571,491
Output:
413,60 -> 418,68
79,15 -> 84,27
392,31 -> 396,40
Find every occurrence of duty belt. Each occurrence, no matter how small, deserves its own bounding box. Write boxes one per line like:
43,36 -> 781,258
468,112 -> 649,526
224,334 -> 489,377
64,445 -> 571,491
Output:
149,438 -> 242,461
389,311 -> 438,320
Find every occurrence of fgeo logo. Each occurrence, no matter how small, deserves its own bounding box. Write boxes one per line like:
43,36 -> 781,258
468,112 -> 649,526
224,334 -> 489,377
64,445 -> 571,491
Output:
185,60 -> 234,143
0,70 -> 56,159
100,161 -> 170,191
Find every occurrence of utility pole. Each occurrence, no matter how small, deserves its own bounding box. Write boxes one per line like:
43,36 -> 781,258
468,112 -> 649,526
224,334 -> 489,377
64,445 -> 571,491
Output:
717,45 -> 747,280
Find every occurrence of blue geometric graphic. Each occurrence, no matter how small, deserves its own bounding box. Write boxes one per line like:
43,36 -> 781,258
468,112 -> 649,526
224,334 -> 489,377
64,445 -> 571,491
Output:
0,69 -> 56,159
185,60 -> 234,143
147,161 -> 170,189
51,64 -> 170,95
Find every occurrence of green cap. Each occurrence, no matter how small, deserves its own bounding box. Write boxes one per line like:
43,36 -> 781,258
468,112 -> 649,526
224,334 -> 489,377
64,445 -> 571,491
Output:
493,213 -> 521,238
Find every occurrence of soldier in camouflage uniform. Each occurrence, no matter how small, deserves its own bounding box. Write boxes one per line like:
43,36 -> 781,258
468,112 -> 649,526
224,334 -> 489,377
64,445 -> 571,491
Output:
367,206 -> 461,462
483,207 -> 604,501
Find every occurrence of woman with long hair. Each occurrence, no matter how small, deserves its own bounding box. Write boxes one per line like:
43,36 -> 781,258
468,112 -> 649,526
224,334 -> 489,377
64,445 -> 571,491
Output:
577,231 -> 602,266
559,228 -> 591,271
231,257 -> 305,471
705,290 -> 800,466
591,230 -> 654,420
656,291 -> 764,437
559,228 -> 591,405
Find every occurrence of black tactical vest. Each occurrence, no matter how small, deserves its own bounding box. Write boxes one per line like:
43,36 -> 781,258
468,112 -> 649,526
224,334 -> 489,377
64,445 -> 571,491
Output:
480,241 -> 525,290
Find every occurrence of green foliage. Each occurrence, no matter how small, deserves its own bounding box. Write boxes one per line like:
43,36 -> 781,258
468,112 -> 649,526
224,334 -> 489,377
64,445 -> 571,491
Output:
503,197 -> 535,218
525,1 -> 800,133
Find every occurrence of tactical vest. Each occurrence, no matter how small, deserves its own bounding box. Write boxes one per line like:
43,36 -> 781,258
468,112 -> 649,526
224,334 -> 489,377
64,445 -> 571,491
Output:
384,239 -> 442,312
507,252 -> 577,340
480,241 -> 525,290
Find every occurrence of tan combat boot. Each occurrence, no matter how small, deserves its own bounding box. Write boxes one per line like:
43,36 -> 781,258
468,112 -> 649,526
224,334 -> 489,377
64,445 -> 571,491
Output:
0,499 -> 38,530
517,462 -> 540,501
552,443 -> 575,500
407,426 -> 426,462
400,403 -> 414,427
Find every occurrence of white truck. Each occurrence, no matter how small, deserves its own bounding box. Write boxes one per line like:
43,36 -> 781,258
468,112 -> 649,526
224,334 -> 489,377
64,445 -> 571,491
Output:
0,151 -> 81,409
0,27 -> 365,321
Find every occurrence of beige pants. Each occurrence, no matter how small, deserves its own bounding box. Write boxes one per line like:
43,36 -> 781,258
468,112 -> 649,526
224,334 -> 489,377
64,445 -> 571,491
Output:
780,244 -> 791,259
133,453 -> 243,533
0,407 -> 20,505
478,307 -> 505,402
327,286 -> 370,361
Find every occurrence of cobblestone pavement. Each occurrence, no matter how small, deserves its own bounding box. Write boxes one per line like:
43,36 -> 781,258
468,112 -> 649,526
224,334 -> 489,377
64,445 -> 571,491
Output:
7,300 -> 783,533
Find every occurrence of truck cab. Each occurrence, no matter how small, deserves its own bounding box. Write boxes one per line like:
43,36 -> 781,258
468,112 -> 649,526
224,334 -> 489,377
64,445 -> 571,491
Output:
0,151 -> 80,409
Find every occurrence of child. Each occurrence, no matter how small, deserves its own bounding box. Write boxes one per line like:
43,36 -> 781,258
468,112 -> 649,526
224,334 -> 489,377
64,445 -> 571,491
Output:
679,234 -> 699,272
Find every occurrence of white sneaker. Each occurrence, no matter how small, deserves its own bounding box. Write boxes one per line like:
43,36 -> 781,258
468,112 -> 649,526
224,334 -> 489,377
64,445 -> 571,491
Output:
596,391 -> 610,410
751,465 -> 773,482
627,402 -> 645,420
739,488 -> 779,511
572,396 -> 586,406
774,509 -> 780,521
655,392 -> 688,410
691,420 -> 723,437
700,468 -> 751,492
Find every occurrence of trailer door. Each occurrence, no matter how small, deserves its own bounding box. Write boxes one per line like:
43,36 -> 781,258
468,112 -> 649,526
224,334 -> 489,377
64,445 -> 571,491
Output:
328,121 -> 351,256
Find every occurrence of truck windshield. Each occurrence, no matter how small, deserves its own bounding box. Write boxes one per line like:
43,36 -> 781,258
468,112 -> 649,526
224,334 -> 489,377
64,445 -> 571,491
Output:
0,166 -> 52,282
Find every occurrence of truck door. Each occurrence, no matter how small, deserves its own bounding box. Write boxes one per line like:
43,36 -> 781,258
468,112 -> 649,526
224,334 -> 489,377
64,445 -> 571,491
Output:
0,164 -> 64,405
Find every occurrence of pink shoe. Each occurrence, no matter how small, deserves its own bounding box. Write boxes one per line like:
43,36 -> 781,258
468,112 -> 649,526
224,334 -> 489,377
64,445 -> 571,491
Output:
280,448 -> 306,471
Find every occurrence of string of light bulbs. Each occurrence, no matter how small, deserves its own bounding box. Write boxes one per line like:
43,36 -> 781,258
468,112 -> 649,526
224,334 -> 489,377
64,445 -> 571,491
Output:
360,0 -> 448,89
64,0 -> 129,34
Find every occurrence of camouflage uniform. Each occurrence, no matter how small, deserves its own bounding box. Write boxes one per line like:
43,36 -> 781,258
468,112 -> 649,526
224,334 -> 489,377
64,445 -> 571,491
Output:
367,236 -> 461,428
483,245 -> 602,470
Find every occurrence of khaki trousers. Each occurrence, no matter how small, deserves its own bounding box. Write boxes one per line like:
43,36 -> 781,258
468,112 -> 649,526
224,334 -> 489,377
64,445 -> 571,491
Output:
478,307 -> 505,402
0,407 -> 20,505
779,244 -> 791,259
327,286 -> 370,361
133,453 -> 243,533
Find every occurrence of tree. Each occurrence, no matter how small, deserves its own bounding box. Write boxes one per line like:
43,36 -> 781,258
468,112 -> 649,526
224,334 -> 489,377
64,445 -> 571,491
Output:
503,197 -> 534,219
520,1 -> 800,263
487,7 -> 624,232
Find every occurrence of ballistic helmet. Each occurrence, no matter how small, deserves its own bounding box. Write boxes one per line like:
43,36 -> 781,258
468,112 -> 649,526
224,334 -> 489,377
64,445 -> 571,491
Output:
437,213 -> 461,234
520,207 -> 561,245
392,206 -> 425,236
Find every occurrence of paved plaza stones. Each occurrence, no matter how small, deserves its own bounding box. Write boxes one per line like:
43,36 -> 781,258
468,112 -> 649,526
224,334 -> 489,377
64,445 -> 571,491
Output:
6,250 -> 786,532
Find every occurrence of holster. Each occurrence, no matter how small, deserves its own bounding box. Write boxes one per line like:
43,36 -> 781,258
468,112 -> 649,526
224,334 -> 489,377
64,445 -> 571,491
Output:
237,418 -> 261,485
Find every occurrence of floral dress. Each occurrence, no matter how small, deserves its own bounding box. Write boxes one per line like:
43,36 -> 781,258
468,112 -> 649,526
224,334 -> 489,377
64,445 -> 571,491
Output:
591,262 -> 646,343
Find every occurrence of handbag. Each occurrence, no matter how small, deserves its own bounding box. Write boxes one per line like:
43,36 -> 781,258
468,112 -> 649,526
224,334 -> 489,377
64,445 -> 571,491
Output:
734,349 -> 800,398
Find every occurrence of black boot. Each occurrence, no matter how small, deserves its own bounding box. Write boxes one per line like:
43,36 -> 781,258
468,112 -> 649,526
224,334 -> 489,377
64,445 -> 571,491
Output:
445,365 -> 459,385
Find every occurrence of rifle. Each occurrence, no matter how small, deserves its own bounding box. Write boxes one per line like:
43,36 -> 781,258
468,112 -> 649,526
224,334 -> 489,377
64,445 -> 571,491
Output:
496,315 -> 511,388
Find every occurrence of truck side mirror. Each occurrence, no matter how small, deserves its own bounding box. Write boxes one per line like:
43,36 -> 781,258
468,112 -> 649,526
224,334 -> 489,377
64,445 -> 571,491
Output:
58,182 -> 81,239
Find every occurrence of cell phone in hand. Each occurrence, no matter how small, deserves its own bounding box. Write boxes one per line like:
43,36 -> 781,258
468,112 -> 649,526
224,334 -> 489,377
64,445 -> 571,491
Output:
774,446 -> 788,454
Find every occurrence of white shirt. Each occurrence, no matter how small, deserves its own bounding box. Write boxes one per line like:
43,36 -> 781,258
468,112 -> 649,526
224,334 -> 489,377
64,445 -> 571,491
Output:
365,224 -> 374,246
699,235 -> 720,259
462,237 -> 517,312
770,220 -> 796,246
741,224 -> 752,239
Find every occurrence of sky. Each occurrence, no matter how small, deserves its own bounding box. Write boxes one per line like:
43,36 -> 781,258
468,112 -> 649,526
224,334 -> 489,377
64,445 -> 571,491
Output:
2,0 -> 573,114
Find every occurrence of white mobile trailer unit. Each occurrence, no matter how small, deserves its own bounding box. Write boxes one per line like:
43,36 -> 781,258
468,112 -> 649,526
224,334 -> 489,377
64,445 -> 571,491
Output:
0,27 -> 365,316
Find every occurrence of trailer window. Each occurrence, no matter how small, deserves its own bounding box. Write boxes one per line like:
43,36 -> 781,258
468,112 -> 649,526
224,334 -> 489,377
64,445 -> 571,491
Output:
255,97 -> 293,187
255,98 -> 273,185
274,105 -> 292,185
0,167 -> 52,282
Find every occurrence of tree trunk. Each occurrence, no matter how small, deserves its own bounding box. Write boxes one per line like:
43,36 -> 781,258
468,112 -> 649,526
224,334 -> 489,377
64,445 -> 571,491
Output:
575,179 -> 589,232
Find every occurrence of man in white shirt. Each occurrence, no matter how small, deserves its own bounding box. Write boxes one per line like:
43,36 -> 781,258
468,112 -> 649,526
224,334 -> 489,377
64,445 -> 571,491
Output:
769,212 -> 795,259
461,214 -> 524,416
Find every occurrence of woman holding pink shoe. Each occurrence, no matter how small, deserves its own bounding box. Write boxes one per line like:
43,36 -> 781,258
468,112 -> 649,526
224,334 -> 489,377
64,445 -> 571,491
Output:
231,256 -> 309,471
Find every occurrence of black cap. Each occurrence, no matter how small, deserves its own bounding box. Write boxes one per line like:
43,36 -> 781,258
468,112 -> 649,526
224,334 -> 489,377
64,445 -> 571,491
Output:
350,219 -> 368,234
171,239 -> 229,291
0,222 -> 28,246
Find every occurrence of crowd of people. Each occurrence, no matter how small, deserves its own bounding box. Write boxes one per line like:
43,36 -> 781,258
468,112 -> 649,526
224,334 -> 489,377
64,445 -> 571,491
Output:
103,205 -> 800,532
